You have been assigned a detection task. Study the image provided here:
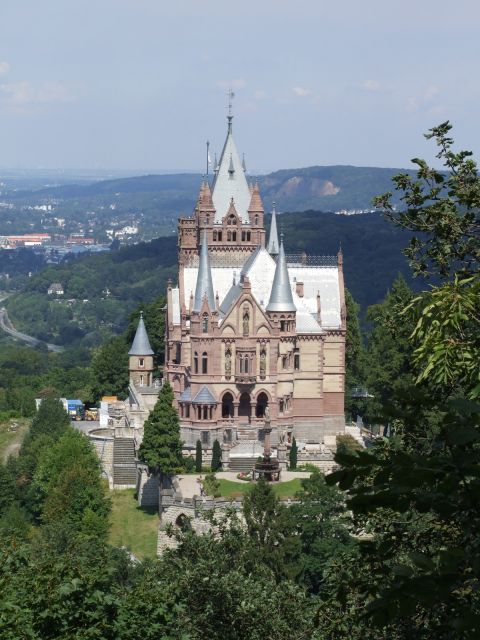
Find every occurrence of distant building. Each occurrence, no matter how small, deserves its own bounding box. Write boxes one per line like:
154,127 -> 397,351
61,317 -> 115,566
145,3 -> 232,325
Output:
47,282 -> 64,295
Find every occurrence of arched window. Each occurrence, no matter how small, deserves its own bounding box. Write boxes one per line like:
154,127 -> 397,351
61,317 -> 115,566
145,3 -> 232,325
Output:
222,392 -> 234,418
202,352 -> 208,374
254,214 -> 259,225
218,231 -> 222,241
228,214 -> 236,225
202,314 -> 208,333
256,392 -> 269,418
232,231 -> 237,242
227,230 -> 231,241
203,406 -> 208,420
194,352 -> 199,374
205,214 -> 209,225
213,230 -> 217,241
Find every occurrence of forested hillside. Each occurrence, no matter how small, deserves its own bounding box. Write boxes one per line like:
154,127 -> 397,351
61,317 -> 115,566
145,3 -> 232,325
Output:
5,211 -> 415,347
6,237 -> 176,347
2,165 -> 416,239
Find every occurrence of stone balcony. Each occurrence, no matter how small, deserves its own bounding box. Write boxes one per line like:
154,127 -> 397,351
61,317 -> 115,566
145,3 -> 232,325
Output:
234,374 -> 257,385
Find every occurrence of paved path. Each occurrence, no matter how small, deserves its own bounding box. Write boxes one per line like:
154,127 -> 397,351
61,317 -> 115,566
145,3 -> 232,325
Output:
0,307 -> 64,352
177,470 -> 312,499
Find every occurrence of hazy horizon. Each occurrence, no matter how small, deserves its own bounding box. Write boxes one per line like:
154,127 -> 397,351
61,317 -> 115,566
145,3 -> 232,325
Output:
1,0 -> 479,173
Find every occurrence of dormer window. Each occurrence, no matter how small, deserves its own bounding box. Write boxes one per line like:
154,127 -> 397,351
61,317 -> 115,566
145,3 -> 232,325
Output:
227,214 -> 236,225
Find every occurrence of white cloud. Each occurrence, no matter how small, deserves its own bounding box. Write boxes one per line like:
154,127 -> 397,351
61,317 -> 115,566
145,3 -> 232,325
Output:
0,61 -> 10,76
361,79 -> 381,92
253,90 -> 267,100
293,86 -> 311,97
0,81 -> 75,106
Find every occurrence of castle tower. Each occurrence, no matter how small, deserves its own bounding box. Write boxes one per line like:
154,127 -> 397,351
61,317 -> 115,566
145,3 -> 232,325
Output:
129,312 -> 154,388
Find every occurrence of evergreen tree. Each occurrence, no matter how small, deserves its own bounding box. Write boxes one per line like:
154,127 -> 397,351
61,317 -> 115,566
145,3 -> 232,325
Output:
344,289 -> 366,419
289,437 -> 298,470
92,335 -> 129,399
195,439 -> 202,473
25,396 -> 69,445
138,382 -> 183,475
0,465 -> 15,517
211,439 -> 221,472
363,273 -> 415,423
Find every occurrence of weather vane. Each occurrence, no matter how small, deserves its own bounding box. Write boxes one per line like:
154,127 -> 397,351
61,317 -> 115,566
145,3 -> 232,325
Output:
227,89 -> 234,132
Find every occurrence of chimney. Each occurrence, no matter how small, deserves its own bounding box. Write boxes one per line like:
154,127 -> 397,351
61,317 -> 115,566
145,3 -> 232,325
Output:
295,281 -> 304,298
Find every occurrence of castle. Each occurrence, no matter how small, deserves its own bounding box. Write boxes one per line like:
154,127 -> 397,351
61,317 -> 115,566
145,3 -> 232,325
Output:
122,110 -> 347,473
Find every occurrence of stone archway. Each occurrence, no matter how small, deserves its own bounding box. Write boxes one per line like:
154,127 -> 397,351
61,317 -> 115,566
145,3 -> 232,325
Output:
222,392 -> 234,418
238,392 -> 251,423
256,392 -> 269,418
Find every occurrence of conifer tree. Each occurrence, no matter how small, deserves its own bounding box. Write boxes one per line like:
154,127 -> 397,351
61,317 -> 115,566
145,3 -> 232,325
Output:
289,437 -> 298,470
138,382 -> 183,475
211,439 -> 221,472
195,440 -> 202,473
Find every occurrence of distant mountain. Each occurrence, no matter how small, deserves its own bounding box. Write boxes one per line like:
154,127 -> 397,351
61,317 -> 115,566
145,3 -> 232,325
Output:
10,165 -> 413,214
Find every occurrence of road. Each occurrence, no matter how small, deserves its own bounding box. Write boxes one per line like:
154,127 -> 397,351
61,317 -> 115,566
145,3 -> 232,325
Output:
0,307 -> 64,353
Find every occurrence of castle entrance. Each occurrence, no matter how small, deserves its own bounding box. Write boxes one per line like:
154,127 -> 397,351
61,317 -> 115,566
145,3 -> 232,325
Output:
222,392 -> 234,418
256,392 -> 269,418
238,392 -> 251,423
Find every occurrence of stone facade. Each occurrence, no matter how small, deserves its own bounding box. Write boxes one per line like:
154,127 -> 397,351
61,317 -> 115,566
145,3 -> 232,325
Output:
163,115 -> 346,463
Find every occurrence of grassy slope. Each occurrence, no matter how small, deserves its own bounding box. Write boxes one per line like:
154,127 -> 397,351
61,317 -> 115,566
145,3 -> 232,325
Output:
109,489 -> 159,558
0,418 -> 30,462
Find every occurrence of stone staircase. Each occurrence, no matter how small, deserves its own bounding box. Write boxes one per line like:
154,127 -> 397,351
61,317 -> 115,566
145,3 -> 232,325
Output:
228,457 -> 256,472
236,426 -> 258,441
113,437 -> 137,487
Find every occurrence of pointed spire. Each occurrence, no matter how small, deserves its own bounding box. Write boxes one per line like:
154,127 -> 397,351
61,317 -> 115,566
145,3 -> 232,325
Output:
193,230 -> 215,313
266,235 -> 296,312
211,106 -> 251,223
267,202 -> 279,256
129,311 -> 154,355
242,153 -> 247,172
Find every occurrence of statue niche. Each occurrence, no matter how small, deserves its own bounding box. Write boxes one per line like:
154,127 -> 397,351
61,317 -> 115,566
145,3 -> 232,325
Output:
243,310 -> 249,336
225,347 -> 232,379
259,347 -> 266,379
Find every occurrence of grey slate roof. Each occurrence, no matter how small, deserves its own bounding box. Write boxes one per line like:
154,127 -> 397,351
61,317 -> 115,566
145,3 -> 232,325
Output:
179,387 -> 192,401
266,237 -> 296,312
128,313 -> 154,355
211,119 -> 251,223
266,204 -> 279,256
193,230 -> 216,312
192,385 -> 217,404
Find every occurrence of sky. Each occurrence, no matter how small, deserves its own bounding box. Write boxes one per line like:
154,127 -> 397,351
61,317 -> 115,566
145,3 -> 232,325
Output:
0,0 -> 479,173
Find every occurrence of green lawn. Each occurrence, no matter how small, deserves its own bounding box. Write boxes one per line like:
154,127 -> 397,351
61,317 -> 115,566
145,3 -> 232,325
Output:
0,418 -> 30,462
218,477 -> 304,499
109,489 -> 158,559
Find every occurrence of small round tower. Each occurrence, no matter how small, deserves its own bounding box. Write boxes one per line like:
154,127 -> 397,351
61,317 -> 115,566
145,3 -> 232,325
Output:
129,312 -> 154,387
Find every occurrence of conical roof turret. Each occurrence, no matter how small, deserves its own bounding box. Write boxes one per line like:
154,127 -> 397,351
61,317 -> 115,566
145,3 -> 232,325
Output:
129,312 -> 154,355
266,235 -> 296,312
193,230 -> 215,312
248,182 -> 264,213
267,203 -> 279,256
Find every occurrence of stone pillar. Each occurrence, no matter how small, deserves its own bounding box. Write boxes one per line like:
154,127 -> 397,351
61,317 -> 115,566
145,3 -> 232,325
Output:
233,402 -> 239,418
221,443 -> 231,471
277,443 -> 287,470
